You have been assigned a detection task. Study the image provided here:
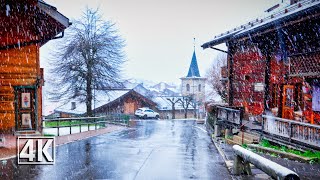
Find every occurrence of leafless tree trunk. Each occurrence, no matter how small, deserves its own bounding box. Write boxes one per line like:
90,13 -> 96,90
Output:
206,53 -> 228,102
50,8 -> 125,116
178,96 -> 192,118
190,99 -> 197,118
167,97 -> 180,119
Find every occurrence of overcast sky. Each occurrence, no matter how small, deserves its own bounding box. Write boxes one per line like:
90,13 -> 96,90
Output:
41,0 -> 281,85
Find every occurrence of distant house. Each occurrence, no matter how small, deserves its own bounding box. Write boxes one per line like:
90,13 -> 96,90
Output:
153,97 -> 194,119
49,89 -> 157,118
94,89 -> 157,116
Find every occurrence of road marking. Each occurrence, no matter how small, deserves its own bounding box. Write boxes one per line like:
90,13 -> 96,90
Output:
171,119 -> 196,121
133,147 -> 156,180
193,126 -> 207,133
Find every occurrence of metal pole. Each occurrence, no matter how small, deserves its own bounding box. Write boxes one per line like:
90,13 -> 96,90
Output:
233,145 -> 300,179
57,120 -> 60,136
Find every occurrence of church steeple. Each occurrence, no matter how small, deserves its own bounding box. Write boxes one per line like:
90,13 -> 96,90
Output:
186,48 -> 200,77
180,39 -> 206,117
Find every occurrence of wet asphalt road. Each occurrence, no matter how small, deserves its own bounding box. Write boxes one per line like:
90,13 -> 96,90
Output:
1,120 -> 231,180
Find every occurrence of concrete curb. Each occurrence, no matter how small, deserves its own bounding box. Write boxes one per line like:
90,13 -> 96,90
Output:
211,137 -> 235,177
0,125 -> 125,161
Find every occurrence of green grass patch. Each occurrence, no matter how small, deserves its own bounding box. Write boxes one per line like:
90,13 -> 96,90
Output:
259,139 -> 320,161
45,120 -> 80,127
43,133 -> 55,137
44,120 -> 100,127
242,143 -> 248,148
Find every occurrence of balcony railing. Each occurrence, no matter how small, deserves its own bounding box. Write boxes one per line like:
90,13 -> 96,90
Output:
262,115 -> 320,148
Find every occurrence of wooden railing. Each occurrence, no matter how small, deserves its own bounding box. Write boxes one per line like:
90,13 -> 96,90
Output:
216,106 -> 243,127
262,115 -> 320,148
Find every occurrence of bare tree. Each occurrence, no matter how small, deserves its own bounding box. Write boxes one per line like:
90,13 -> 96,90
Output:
166,97 -> 180,119
206,53 -> 227,102
190,97 -> 197,118
50,8 -> 125,116
178,95 -> 192,118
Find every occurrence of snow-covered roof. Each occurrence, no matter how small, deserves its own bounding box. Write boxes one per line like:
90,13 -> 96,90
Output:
54,90 -> 130,115
151,82 -> 177,91
43,100 -> 64,116
202,0 -> 320,48
166,88 -> 179,93
153,97 -> 194,111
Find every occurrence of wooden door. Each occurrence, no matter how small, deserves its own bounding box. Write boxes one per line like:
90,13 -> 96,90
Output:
282,85 -> 294,119
15,87 -> 37,131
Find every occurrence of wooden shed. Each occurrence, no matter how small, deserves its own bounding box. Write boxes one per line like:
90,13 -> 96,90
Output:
0,0 -> 70,134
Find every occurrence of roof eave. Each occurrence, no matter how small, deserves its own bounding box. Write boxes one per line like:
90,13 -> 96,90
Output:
37,1 -> 70,28
201,1 -> 320,49
234,2 -> 320,39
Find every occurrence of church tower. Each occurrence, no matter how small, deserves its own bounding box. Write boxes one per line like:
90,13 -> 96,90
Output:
180,44 -> 206,104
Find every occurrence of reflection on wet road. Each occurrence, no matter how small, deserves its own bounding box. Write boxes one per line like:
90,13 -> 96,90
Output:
1,120 -> 231,180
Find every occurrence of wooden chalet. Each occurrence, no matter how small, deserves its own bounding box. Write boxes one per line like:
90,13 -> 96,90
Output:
0,0 -> 70,134
202,0 -> 320,125
50,89 -> 157,118
94,89 -> 157,116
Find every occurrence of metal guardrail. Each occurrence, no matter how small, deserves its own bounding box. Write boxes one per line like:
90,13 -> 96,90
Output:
216,106 -> 243,127
43,115 -> 129,136
233,145 -> 300,180
262,115 -> 320,149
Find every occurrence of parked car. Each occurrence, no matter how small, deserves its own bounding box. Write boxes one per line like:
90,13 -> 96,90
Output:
135,108 -> 159,119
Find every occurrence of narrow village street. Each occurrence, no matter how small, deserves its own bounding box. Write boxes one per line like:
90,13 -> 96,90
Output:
1,120 -> 231,180
1,1 -> 320,179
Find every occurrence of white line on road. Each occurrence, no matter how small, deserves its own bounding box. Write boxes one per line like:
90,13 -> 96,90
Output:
193,125 -> 207,133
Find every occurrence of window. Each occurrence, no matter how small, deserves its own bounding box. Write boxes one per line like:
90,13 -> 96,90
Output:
198,84 -> 201,92
186,84 -> 190,91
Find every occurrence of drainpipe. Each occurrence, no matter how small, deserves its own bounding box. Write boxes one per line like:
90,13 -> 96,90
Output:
0,31 -> 65,50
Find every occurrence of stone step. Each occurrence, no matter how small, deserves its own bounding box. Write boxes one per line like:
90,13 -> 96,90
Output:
15,130 -> 41,136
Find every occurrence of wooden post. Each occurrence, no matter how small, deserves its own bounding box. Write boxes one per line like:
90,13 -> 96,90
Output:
225,127 -> 233,139
214,124 -> 222,137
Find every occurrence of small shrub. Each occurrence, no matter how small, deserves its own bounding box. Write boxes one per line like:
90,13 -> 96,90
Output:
242,144 -> 248,148
260,139 -> 271,147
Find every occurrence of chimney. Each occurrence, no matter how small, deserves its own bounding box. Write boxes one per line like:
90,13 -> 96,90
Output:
71,102 -> 76,110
